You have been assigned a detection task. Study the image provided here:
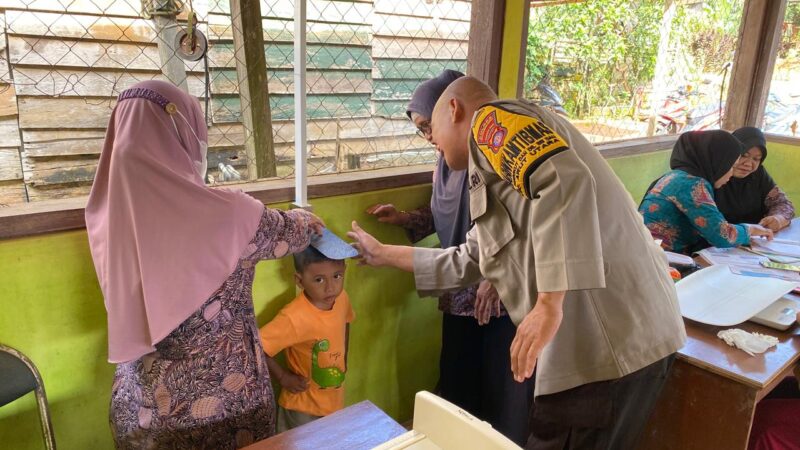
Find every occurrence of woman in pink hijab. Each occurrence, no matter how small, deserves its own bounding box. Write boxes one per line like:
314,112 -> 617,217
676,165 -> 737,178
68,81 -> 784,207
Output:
85,80 -> 323,449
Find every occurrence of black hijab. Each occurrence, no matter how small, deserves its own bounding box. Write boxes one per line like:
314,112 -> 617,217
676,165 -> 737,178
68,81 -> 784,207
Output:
406,69 -> 470,248
640,130 -> 744,206
715,127 -> 776,224
670,130 -> 744,183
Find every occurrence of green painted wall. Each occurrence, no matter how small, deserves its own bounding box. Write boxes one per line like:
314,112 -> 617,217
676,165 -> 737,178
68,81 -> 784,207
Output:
1,140 -> 798,449
0,185 -> 440,450
761,141 -> 800,206
606,150 -> 671,203
603,139 -> 800,206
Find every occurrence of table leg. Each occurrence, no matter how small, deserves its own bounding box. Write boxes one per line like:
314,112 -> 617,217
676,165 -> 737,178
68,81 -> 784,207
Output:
637,359 -> 757,450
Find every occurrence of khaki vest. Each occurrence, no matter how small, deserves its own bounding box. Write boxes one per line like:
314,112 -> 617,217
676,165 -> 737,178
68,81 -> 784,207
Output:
415,100 -> 686,396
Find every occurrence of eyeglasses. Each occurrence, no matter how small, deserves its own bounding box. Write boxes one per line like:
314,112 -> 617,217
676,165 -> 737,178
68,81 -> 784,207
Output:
415,122 -> 432,139
738,152 -> 762,164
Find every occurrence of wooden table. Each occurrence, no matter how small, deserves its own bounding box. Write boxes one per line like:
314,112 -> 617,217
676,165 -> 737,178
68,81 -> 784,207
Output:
639,221 -> 800,449
243,401 -> 407,450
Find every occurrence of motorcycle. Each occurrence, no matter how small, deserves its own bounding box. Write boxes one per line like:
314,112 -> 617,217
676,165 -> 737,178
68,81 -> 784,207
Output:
534,75 -> 569,117
654,86 -> 695,135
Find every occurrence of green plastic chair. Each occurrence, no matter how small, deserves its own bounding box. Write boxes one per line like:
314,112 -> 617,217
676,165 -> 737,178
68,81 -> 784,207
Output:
0,344 -> 56,449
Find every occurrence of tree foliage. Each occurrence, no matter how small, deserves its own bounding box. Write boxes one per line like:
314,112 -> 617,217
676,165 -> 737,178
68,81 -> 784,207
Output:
525,0 -> 744,120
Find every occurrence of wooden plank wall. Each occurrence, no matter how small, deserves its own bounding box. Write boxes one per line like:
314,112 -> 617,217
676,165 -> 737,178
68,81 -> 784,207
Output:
372,0 -> 469,117
0,0 -> 207,202
0,9 -> 25,204
0,0 -> 470,203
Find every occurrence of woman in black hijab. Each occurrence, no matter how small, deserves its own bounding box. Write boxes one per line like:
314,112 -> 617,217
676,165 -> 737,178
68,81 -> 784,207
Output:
639,130 -> 774,254
715,127 -> 795,232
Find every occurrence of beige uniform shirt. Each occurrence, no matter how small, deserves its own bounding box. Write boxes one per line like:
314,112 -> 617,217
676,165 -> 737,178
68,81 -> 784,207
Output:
414,100 -> 686,396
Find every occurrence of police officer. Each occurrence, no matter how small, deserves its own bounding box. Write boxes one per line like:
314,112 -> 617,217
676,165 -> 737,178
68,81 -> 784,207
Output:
349,77 -> 686,449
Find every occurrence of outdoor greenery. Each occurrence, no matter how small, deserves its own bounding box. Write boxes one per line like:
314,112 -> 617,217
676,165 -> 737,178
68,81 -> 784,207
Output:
525,0 -> 744,121
779,1 -> 800,60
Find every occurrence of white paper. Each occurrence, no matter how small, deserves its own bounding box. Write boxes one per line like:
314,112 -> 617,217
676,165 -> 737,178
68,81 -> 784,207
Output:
665,250 -> 694,266
728,264 -> 800,282
676,265 -> 799,326
751,239 -> 800,259
696,247 -> 800,281
697,247 -> 764,266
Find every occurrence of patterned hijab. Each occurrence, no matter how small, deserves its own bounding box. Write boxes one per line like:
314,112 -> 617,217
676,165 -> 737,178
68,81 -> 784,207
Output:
715,127 -> 776,224
406,70 -> 470,248
86,81 -> 265,363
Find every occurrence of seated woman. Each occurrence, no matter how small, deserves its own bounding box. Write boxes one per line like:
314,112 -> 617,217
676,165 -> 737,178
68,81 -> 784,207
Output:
639,130 -> 773,255
715,127 -> 795,232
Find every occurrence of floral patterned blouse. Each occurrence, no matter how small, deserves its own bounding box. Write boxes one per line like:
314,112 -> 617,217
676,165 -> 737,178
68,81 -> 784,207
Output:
109,208 -> 311,449
640,170 -> 751,255
764,186 -> 795,222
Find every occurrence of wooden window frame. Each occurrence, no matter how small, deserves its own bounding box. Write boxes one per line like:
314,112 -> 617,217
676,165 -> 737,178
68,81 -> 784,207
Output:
724,0 -> 788,131
11,0 -> 798,241
0,138 -> 674,240
467,0 -> 507,91
520,0 -> 792,139
764,133 -> 800,146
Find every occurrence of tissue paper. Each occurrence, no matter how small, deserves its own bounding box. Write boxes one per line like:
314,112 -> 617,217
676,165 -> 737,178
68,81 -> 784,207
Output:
717,329 -> 779,356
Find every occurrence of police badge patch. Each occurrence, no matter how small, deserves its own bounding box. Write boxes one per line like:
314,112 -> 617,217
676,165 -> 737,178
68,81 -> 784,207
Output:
475,111 -> 507,153
471,105 -> 569,199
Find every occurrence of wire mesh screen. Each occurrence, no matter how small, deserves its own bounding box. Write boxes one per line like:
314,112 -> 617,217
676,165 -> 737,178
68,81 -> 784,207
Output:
763,0 -> 800,137
300,0 -> 469,176
524,0 -> 744,144
0,0 -> 233,203
0,0 -> 471,205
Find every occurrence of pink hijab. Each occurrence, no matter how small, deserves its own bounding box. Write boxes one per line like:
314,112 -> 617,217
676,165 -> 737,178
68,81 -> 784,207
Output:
86,80 -> 265,363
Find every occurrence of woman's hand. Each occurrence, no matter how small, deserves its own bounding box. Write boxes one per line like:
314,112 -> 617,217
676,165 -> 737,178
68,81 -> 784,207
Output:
759,215 -> 789,232
510,291 -> 565,382
366,204 -> 410,226
748,223 -> 775,241
474,280 -> 501,326
348,221 -> 387,266
278,371 -> 309,394
294,209 -> 325,236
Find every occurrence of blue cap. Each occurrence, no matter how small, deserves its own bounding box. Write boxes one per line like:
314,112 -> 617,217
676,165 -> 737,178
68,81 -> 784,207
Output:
311,228 -> 358,260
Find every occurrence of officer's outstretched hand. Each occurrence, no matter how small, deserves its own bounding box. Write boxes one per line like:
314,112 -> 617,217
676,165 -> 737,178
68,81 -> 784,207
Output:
348,221 -> 384,266
349,221 -> 416,272
510,291 -> 565,382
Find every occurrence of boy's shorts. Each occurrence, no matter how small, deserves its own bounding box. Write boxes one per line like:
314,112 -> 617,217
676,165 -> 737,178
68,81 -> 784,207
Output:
276,405 -> 322,433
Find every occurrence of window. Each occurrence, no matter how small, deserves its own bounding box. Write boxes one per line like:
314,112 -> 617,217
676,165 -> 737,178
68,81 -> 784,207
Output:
0,0 -> 470,206
524,0 -> 744,144
762,0 -> 800,138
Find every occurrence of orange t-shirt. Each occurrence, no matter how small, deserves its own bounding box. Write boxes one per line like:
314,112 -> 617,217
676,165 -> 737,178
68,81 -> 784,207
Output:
259,290 -> 355,416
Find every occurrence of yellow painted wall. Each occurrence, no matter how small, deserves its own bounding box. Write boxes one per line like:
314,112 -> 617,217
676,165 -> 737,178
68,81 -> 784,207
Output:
498,0 -> 528,98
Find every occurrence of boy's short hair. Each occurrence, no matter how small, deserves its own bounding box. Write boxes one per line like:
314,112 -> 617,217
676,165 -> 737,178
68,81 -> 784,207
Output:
293,246 -> 343,273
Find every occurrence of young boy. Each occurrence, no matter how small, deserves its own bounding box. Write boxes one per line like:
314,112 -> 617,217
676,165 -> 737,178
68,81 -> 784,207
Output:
259,245 -> 354,432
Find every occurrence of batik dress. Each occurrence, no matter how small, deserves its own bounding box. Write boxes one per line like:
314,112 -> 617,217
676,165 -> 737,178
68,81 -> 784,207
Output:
640,169 -> 751,254
109,208 -> 310,449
